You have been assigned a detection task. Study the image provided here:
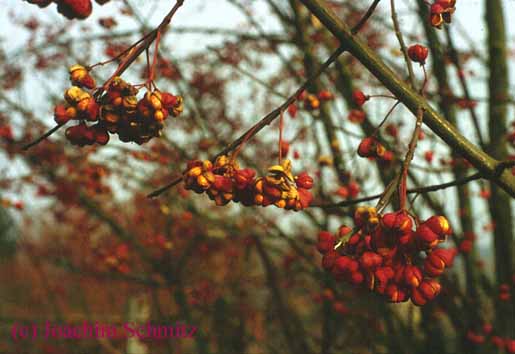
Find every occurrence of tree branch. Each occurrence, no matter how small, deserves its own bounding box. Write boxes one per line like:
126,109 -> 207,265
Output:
299,0 -> 515,198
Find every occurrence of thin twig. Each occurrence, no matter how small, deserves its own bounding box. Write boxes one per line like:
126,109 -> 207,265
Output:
21,124 -> 64,151
312,172 -> 482,209
390,0 -> 417,88
444,27 -> 487,148
398,107 -> 424,209
352,0 -> 382,34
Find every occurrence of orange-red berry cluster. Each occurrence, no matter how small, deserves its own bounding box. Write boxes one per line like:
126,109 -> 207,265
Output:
317,207 -> 456,305
429,0 -> 456,28
184,157 -> 313,211
55,65 -> 183,146
357,136 -> 394,163
298,90 -> 334,111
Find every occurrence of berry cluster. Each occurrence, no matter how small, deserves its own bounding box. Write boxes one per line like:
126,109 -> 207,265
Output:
298,90 -> 334,111
184,157 -> 313,211
317,207 -> 456,305
429,0 -> 456,28
25,0 -> 109,20
55,65 -> 183,146
358,136 -> 394,164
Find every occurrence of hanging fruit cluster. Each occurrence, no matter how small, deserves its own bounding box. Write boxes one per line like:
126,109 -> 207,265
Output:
54,65 -> 183,146
317,206 -> 457,305
357,136 -> 394,164
298,90 -> 334,111
184,157 -> 313,211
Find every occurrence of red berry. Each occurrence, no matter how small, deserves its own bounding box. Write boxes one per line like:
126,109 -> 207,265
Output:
318,90 -> 334,101
27,0 -> 52,7
348,109 -> 366,124
317,231 -> 335,254
57,0 -> 93,19
54,104 -> 70,125
296,172 -> 314,189
408,44 -> 429,64
359,251 -> 383,270
352,90 -> 368,106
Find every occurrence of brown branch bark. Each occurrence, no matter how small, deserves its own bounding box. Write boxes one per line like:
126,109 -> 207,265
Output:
484,0 -> 515,338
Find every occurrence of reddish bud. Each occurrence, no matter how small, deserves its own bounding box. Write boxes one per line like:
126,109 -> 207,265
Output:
382,211 -> 413,234
161,92 -> 178,110
54,104 -> 70,125
419,279 -> 441,300
424,216 -> 452,236
358,136 -> 378,157
415,224 -> 439,249
296,172 -> 314,189
352,90 -> 369,106
348,109 -> 366,124
57,0 -> 93,19
318,90 -> 334,101
408,44 -> 429,64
